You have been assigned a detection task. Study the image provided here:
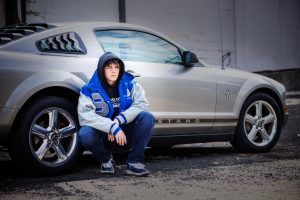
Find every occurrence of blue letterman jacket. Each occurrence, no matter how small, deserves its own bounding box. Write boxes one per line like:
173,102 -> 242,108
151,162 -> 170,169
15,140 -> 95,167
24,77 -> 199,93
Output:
77,70 -> 150,135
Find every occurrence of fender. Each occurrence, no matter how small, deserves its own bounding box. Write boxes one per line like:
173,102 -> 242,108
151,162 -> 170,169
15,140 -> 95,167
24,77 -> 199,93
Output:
233,76 -> 283,118
1,70 -> 86,138
5,70 -> 86,108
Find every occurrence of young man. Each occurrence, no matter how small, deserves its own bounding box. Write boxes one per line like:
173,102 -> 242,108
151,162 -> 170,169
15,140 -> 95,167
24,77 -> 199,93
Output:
77,52 -> 154,176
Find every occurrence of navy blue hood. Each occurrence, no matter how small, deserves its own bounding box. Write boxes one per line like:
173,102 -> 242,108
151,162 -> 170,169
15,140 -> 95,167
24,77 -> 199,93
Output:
97,52 -> 125,85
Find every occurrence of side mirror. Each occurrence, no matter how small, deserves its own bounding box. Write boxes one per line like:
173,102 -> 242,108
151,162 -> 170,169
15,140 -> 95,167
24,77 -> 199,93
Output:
183,51 -> 199,66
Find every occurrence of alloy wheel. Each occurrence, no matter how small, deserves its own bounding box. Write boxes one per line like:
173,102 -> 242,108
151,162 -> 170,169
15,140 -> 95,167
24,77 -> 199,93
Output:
243,100 -> 277,146
29,107 -> 78,167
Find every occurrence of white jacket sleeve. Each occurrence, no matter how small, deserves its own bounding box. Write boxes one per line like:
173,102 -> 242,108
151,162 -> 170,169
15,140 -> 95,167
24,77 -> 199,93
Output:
115,83 -> 150,125
77,92 -> 120,134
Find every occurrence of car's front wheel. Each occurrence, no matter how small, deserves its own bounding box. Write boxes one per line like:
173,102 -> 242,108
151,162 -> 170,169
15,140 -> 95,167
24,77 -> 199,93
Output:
232,93 -> 282,152
9,96 -> 81,174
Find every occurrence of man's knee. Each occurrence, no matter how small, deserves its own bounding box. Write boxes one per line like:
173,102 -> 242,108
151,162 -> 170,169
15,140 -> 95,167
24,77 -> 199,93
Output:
133,112 -> 155,141
78,126 -> 99,146
136,111 -> 155,127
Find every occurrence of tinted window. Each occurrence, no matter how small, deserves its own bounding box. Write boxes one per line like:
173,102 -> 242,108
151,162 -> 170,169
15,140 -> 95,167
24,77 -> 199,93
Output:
95,30 -> 182,64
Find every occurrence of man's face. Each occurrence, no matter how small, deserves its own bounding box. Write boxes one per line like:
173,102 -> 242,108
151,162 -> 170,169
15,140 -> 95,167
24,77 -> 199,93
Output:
104,62 -> 120,86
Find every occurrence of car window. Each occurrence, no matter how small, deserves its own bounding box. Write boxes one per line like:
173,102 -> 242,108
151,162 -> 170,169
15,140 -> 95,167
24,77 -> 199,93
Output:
95,30 -> 182,64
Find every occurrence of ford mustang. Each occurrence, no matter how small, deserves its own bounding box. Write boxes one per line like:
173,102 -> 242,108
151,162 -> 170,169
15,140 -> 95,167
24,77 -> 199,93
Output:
0,22 -> 288,174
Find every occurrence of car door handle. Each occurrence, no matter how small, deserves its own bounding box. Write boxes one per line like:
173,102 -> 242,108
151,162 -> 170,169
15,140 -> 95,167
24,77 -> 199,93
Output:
126,69 -> 141,77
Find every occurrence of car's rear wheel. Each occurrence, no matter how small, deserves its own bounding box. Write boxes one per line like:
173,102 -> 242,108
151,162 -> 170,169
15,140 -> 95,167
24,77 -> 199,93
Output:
9,96 -> 81,174
232,93 -> 282,152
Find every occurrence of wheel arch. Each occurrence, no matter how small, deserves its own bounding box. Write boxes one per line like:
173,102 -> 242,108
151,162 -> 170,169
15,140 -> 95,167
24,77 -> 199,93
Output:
7,86 -> 81,143
1,69 -> 86,141
235,86 -> 284,126
17,86 -> 80,113
233,77 -> 285,126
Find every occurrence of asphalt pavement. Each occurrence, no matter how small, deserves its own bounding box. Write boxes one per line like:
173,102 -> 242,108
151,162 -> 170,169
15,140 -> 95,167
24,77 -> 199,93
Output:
0,103 -> 299,200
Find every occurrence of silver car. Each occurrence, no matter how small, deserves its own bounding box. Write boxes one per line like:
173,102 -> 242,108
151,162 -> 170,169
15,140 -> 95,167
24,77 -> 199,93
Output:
0,22 -> 288,174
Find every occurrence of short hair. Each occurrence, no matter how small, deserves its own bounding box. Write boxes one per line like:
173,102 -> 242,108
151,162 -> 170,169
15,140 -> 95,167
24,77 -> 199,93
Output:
105,59 -> 120,67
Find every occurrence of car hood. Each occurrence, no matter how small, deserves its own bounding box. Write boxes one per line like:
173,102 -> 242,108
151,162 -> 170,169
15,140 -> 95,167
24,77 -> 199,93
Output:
209,65 -> 286,94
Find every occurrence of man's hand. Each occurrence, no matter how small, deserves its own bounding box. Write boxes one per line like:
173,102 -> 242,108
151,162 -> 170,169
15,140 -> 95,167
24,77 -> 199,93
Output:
115,130 -> 127,146
108,132 -> 115,142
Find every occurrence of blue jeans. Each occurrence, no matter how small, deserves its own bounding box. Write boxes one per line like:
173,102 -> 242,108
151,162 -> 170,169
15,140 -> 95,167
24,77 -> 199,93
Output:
78,111 -> 154,163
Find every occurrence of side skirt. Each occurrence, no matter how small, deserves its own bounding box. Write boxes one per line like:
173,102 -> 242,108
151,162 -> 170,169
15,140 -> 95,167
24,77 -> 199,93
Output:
149,132 -> 234,147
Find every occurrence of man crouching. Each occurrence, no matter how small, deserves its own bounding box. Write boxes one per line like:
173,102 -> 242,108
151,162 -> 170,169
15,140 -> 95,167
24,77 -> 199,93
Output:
77,52 -> 154,176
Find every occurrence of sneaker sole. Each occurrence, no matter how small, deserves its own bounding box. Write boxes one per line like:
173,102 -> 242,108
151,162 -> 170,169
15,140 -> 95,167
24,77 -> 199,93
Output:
126,170 -> 150,177
100,170 -> 114,174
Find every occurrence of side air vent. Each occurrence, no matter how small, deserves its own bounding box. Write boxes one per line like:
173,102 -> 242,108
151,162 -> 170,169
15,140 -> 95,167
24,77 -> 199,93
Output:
0,23 -> 55,46
36,32 -> 87,55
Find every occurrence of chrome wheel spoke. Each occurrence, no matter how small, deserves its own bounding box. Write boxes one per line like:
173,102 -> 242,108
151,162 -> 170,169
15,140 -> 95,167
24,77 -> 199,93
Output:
32,124 -> 48,139
263,114 -> 275,125
60,126 -> 76,139
260,129 -> 270,141
245,114 -> 256,125
49,109 -> 58,129
247,127 -> 258,141
35,140 -> 51,160
255,102 -> 262,117
54,143 -> 68,161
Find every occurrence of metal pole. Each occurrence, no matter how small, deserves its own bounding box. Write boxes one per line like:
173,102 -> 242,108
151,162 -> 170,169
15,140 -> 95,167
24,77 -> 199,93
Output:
21,0 -> 26,23
119,0 -> 126,23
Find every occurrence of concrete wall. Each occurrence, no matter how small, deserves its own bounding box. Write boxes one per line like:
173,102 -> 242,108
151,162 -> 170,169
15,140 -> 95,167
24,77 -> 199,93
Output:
235,0 -> 300,71
25,0 -> 300,72
126,0 -> 236,68
126,0 -> 300,71
26,0 -> 119,22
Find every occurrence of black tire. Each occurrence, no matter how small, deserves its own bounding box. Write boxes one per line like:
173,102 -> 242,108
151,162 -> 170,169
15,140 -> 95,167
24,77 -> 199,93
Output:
9,96 -> 82,175
232,93 -> 282,153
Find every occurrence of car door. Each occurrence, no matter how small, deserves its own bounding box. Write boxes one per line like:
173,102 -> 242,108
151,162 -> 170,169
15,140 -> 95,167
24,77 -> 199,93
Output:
95,29 -> 216,135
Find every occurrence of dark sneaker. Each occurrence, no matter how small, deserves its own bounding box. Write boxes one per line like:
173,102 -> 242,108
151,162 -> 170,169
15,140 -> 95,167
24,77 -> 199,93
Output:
101,159 -> 114,174
126,163 -> 150,177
